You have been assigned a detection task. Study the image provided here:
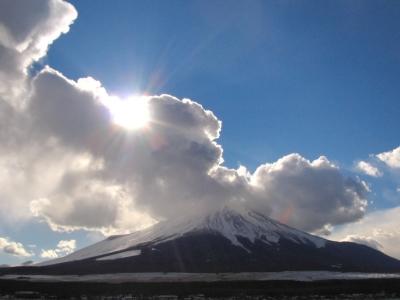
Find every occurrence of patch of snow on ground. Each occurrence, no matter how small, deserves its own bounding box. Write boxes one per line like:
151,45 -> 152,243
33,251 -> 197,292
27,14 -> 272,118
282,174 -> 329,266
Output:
1,271 -> 400,283
96,250 -> 141,261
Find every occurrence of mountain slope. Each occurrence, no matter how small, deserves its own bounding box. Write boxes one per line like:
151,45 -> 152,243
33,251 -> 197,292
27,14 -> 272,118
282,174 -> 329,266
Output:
3,206 -> 400,274
38,206 -> 326,266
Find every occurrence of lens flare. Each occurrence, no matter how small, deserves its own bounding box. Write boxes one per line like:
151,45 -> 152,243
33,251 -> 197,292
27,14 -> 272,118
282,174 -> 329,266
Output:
108,96 -> 150,130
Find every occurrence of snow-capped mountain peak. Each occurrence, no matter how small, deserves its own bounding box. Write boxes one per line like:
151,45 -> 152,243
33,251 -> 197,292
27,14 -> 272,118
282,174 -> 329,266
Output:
198,206 -> 326,249
39,205 -> 325,266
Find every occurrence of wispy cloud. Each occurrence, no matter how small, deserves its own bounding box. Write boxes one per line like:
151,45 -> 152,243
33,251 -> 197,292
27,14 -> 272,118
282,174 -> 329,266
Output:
355,160 -> 382,177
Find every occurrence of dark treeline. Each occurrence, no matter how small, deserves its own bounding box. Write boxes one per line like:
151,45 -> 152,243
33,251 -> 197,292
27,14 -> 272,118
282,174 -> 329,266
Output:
1,279 -> 400,297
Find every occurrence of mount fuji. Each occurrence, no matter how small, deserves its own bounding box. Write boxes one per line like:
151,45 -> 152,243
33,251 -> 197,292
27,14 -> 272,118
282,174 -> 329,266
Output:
3,206 -> 400,275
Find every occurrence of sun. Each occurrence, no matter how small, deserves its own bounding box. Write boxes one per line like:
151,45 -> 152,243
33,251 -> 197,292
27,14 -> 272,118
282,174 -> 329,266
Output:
108,96 -> 150,130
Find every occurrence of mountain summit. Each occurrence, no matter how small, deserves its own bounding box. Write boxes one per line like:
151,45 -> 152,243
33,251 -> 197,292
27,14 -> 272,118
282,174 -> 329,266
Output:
39,205 -> 326,267
5,206 -> 400,274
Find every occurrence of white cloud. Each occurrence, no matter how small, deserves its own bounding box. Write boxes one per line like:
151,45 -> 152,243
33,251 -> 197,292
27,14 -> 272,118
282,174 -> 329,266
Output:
0,0 -> 370,237
56,240 -> 76,254
0,0 -> 78,225
330,207 -> 400,259
40,239 -> 76,259
0,237 -> 32,257
249,154 -> 368,232
0,0 -> 76,59
2,67 -> 370,234
356,160 -> 382,177
0,0 -> 77,105
31,181 -> 156,235
40,249 -> 58,259
377,146 -> 400,169
341,235 -> 382,250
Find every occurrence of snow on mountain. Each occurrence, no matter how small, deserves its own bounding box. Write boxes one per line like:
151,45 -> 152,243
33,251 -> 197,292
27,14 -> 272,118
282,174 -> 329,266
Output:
96,250 -> 141,261
38,205 -> 326,266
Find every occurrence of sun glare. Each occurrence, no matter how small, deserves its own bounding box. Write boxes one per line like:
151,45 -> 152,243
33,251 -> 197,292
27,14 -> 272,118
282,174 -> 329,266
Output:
109,96 -> 150,130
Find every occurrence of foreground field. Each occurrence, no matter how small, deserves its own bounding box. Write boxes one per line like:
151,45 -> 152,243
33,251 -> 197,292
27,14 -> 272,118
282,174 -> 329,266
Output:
1,271 -> 400,283
1,277 -> 400,298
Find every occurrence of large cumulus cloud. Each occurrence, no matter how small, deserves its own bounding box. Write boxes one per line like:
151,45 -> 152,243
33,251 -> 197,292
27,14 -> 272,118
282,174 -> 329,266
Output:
0,0 -> 77,223
0,0 -> 369,236
0,0 -> 76,104
249,155 -> 367,232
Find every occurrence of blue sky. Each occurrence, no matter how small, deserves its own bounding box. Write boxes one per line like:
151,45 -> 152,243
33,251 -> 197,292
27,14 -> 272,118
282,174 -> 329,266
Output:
1,0 -> 400,265
46,0 -> 400,167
